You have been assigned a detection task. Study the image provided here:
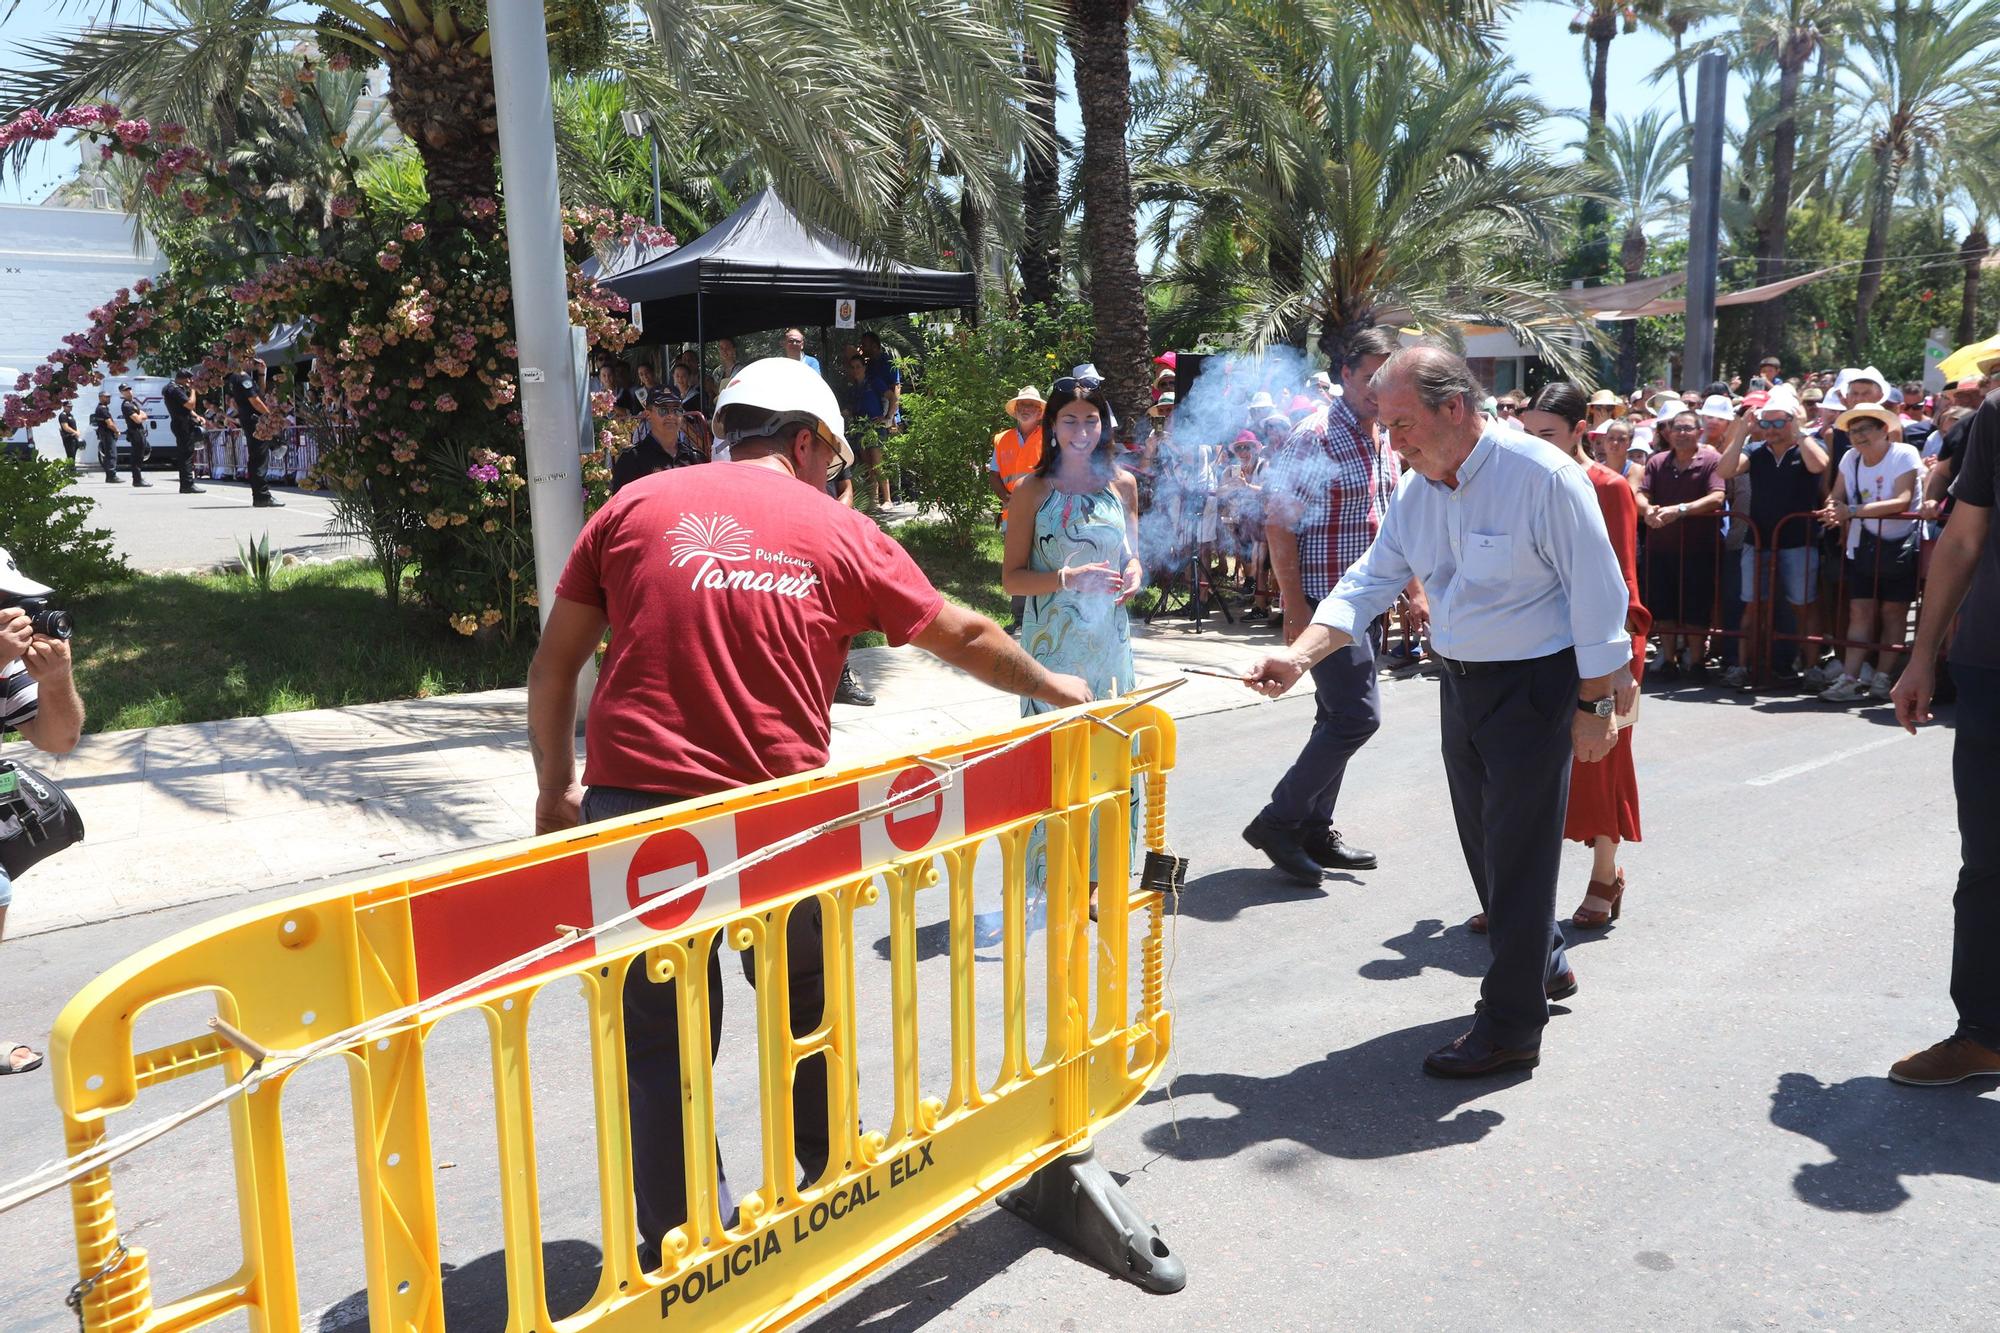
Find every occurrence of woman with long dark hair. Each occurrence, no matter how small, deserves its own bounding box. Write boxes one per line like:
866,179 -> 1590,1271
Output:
1471,381 -> 1650,934
973,376 -> 1141,946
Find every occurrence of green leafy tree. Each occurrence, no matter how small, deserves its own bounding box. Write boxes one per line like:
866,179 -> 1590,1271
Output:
892,305 -> 1094,532
1839,0 -> 2000,356
1135,2 -> 1601,374
1587,109 -> 1690,390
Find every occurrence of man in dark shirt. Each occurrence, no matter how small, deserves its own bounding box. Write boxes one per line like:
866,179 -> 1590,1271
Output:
117,384 -> 152,487
88,392 -> 118,480
1890,388 -> 2000,1086
161,368 -> 205,495
1716,386 -> 1828,686
226,356 -> 281,507
611,388 -> 706,494
56,406 -> 82,471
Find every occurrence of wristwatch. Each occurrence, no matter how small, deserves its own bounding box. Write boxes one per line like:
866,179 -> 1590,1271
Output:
1577,696 -> 1615,718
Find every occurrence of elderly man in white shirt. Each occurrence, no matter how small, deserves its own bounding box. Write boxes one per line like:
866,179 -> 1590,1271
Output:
1247,345 -> 1635,1078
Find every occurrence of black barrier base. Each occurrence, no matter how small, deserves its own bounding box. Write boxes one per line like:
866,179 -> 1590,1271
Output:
999,1148 -> 1187,1294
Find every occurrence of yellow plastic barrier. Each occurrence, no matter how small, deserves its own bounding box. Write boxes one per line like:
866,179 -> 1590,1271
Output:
49,695 -> 1182,1332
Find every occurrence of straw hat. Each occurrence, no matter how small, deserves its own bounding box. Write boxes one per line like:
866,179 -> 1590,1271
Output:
1148,392 -> 1177,418
1835,403 -> 1900,434
1588,389 -> 1621,408
1004,385 -> 1045,413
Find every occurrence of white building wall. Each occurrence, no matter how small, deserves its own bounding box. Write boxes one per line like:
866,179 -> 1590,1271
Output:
0,204 -> 163,371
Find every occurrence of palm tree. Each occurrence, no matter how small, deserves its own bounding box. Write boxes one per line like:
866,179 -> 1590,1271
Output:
1950,146 -> 2000,345
1645,2 -> 1724,127
1017,44 -> 1064,308
1588,110 -> 1689,390
1067,0 -> 1152,432
1680,0 -> 1861,368
1840,0 -> 2000,358
4,0 -> 1038,252
1136,3 -> 1602,375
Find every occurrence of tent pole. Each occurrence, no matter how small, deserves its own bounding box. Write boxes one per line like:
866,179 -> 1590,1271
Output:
696,290 -> 705,411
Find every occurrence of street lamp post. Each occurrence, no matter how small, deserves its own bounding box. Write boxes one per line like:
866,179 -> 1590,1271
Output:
487,0 -> 586,642
620,108 -> 662,229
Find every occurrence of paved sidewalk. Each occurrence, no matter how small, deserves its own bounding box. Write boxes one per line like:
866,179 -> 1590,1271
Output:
2,615 -> 1297,937
65,470 -> 362,572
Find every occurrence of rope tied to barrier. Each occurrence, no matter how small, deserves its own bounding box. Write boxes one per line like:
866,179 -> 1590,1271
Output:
0,679 -> 1186,1226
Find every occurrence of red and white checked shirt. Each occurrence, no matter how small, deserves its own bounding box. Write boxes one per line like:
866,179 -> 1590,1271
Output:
1264,397 -> 1400,600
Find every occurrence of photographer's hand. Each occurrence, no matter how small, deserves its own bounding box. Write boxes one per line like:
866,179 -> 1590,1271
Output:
21,633 -> 72,682
0,607 -> 30,664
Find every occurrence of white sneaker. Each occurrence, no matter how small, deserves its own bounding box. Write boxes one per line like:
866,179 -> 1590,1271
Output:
1819,676 -> 1867,703
1799,663 -> 1837,690
1869,673 -> 1894,701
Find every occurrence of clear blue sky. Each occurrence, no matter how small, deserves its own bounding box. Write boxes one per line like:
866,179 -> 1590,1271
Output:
3,1 -> 1722,205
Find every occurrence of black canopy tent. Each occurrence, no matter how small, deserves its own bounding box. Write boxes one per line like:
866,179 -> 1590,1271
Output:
596,187 -> 975,347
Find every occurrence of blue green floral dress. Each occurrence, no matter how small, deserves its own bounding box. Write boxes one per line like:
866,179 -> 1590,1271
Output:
976,482 -> 1138,947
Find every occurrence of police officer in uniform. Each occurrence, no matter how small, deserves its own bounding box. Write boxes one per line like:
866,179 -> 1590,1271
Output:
161,368 -> 205,494
56,405 -> 83,472
88,392 -> 119,481
118,384 -> 152,487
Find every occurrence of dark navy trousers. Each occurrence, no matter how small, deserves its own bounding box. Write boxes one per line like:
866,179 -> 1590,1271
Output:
582,785 -> 830,1253
1437,651 -> 1577,1050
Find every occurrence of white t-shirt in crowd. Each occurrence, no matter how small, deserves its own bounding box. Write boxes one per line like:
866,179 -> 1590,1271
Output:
1836,441 -> 1922,555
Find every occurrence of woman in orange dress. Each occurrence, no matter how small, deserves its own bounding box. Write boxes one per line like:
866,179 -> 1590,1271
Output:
1520,382 -> 1650,928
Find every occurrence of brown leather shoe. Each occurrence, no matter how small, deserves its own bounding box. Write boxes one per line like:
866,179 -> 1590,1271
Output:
1423,1031 -> 1540,1078
1888,1035 -> 2000,1086
1466,912 -> 1488,934
1476,970 -> 1577,1011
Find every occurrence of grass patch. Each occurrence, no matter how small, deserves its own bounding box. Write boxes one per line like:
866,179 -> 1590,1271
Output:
70,560 -> 533,733
858,518 -> 1008,648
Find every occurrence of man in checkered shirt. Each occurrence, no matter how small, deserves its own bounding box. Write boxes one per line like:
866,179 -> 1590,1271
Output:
2,546 -> 85,1076
1245,328 -> 1428,884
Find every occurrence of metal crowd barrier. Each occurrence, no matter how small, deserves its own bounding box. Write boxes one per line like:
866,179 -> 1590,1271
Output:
1633,507 -> 1929,686
1760,510 -> 1926,679
49,698 -> 1186,1332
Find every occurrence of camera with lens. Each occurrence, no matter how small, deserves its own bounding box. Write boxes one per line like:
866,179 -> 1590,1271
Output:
3,596 -> 72,642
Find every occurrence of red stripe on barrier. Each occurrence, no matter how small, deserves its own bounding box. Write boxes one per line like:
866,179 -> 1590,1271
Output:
410,856 -> 595,1000
736,784 -> 864,907
964,731 -> 1053,836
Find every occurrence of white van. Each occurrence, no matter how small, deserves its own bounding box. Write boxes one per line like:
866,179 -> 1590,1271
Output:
0,368 -> 177,469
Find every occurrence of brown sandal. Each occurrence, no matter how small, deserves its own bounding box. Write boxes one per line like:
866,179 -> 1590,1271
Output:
1570,869 -> 1625,929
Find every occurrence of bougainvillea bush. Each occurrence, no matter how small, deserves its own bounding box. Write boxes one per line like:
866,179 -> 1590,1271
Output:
1,96 -> 664,641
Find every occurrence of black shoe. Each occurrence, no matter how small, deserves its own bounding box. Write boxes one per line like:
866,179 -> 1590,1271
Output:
252,494 -> 284,508
180,484 -> 205,494
834,664 -> 876,706
1241,816 -> 1325,886
1423,1031 -> 1541,1078
132,477 -> 152,487
1302,826 -> 1377,870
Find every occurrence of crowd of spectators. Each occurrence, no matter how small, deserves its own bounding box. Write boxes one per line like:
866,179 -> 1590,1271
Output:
588,323 -> 1995,708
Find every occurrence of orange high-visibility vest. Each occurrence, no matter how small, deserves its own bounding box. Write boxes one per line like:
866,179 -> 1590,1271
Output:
992,424 -> 1044,493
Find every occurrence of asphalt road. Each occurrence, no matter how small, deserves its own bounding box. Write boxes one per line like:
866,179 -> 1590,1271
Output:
0,676 -> 1988,1331
55,469 -> 361,573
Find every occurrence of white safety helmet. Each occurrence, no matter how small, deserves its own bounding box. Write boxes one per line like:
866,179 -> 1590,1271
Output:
711,357 -> 852,475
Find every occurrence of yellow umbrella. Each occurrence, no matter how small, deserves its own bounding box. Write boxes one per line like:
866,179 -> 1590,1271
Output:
1938,333 -> 2000,382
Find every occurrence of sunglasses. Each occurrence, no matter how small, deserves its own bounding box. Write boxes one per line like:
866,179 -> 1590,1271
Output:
1754,414 -> 1789,428
1053,376 -> 1104,396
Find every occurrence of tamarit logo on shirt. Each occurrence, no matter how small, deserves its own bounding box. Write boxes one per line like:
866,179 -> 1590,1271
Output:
666,513 -> 821,599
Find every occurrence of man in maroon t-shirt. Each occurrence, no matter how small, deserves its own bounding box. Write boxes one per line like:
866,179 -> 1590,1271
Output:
527,358 -> 1090,1260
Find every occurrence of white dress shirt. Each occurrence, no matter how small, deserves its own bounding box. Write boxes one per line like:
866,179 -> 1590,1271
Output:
1312,426 -> 1632,679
